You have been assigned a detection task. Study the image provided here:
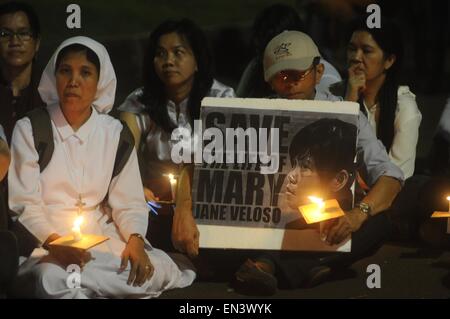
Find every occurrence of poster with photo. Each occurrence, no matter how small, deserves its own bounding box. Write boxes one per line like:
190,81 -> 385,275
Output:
192,97 -> 359,252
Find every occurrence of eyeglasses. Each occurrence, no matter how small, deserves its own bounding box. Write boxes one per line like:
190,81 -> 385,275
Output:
272,66 -> 315,85
0,29 -> 34,42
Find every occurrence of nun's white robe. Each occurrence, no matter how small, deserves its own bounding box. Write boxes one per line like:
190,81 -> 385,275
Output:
9,104 -> 195,298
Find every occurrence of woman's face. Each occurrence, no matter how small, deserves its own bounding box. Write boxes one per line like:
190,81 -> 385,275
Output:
153,32 -> 197,89
0,11 -> 40,68
56,50 -> 99,114
347,30 -> 394,82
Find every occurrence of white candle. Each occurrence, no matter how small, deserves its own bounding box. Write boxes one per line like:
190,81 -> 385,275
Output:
72,215 -> 84,242
308,196 -> 325,216
169,174 -> 177,202
447,196 -> 450,213
308,196 -> 326,241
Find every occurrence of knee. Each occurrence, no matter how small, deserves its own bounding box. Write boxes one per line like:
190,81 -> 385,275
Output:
34,263 -> 70,298
371,213 -> 393,241
352,213 -> 392,253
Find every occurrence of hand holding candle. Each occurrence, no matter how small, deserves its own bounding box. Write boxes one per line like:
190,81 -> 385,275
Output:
49,199 -> 109,250
299,196 -> 344,224
299,195 -> 345,242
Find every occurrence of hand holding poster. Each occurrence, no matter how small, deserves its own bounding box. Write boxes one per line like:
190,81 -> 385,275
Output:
189,97 -> 359,252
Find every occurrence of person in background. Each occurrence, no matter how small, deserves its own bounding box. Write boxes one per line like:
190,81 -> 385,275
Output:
0,1 -> 44,142
233,31 -> 403,296
119,19 -> 235,260
336,17 -> 421,180
236,3 -> 341,98
0,2 -> 42,296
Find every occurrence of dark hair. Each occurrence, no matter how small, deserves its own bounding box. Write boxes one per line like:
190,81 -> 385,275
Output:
0,1 -> 40,38
348,17 -> 403,151
55,43 -> 100,74
252,4 -> 305,57
140,18 -> 213,133
289,118 -> 356,184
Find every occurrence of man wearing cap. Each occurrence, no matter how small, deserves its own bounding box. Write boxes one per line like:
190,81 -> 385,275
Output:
233,31 -> 404,296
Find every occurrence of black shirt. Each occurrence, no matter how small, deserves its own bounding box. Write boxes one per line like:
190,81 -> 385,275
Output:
0,65 -> 45,143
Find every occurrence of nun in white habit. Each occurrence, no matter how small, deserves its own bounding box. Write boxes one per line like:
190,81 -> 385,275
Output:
8,36 -> 196,298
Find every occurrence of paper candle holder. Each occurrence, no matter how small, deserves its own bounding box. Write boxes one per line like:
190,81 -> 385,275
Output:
299,199 -> 345,224
49,234 -> 109,250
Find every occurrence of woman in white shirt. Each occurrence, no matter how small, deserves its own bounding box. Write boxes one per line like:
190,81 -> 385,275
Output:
8,36 -> 195,298
119,19 -> 235,260
343,18 -> 421,180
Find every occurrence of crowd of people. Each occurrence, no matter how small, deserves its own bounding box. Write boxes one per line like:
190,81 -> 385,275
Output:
0,1 -> 448,298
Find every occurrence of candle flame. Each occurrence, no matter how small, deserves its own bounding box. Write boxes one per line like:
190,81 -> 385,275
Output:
168,173 -> 177,184
308,196 -> 325,209
447,196 -> 450,201
73,215 -> 84,229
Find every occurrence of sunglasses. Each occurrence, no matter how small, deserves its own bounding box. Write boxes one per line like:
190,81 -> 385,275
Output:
273,66 -> 315,85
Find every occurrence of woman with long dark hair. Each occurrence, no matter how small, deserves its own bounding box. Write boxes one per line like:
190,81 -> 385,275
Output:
119,19 -> 235,259
341,18 -> 421,179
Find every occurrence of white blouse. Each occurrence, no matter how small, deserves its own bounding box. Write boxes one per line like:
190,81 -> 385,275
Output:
362,86 -> 422,179
118,79 -> 235,167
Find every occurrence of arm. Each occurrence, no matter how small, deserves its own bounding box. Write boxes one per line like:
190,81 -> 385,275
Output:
389,91 -> 422,179
119,111 -> 158,202
108,130 -> 152,286
172,165 -> 199,258
0,138 -> 10,182
324,175 -> 401,246
8,118 -> 57,244
324,113 -> 404,245
108,146 -> 148,242
357,111 -> 405,187
9,119 -> 93,266
359,175 -> 402,215
389,116 -> 421,179
120,111 -> 141,150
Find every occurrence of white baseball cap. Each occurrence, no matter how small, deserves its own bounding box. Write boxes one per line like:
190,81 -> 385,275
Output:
263,30 -> 321,81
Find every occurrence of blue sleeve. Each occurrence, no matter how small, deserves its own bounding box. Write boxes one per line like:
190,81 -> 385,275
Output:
357,111 -> 404,186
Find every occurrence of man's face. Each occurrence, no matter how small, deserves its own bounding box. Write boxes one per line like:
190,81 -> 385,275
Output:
0,11 -> 39,69
269,63 -> 323,100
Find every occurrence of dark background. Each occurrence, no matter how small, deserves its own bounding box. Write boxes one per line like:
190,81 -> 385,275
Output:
3,0 -> 450,298
5,0 -> 450,163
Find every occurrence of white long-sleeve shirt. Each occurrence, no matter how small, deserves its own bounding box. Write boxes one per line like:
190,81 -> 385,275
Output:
8,103 -> 148,244
362,86 -> 421,179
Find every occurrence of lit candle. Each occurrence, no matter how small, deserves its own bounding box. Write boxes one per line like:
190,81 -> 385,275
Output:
168,174 -> 177,202
72,215 -> 84,242
308,196 -> 326,241
447,196 -> 450,213
308,196 -> 325,216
